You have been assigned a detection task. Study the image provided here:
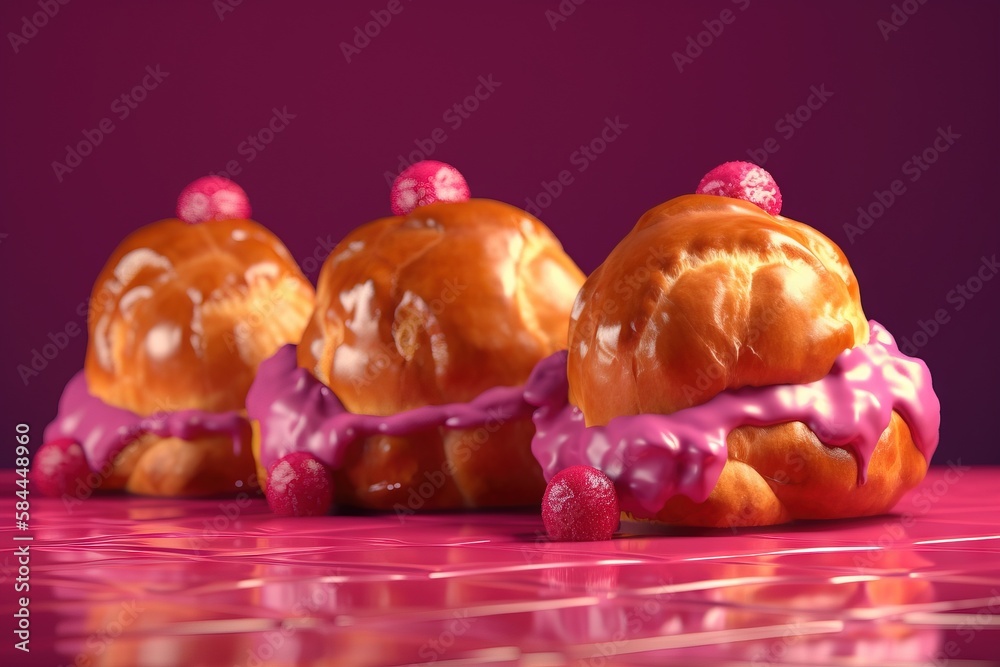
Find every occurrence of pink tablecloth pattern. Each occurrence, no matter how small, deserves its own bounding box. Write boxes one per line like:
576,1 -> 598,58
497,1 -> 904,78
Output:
2,467 -> 999,666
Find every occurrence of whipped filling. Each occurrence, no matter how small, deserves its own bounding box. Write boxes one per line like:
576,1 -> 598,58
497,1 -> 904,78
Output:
44,371 -> 249,472
247,321 -> 939,517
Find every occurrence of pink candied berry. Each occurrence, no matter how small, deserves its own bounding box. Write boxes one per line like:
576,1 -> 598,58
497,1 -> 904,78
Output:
266,452 -> 334,517
390,160 -> 470,215
31,438 -> 92,497
696,161 -> 782,216
542,465 -> 620,541
176,175 -> 251,223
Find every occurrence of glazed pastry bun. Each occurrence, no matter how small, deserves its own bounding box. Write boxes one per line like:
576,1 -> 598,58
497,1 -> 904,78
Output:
550,161 -> 938,529
568,195 -> 869,424
38,177 -> 315,497
254,161 -> 585,513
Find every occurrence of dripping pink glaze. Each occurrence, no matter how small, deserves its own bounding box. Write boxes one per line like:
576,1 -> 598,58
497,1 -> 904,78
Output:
246,346 -> 536,472
43,371 -> 250,472
248,321 -> 938,517
532,321 -> 939,516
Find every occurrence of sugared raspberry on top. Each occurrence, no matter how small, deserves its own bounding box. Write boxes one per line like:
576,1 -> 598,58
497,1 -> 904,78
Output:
177,176 -> 252,223
390,160 -> 470,215
696,161 -> 782,216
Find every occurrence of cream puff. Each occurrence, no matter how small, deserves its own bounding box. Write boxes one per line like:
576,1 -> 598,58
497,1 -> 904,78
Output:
533,161 -> 940,537
249,161 -> 585,514
35,177 -> 315,498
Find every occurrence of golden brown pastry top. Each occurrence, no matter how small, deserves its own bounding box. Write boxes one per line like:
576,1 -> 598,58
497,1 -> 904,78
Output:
298,198 -> 586,415
85,218 -> 315,416
568,194 -> 868,425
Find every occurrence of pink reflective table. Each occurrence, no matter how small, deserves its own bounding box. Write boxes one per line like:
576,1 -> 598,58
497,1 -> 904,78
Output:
3,467 -> 999,666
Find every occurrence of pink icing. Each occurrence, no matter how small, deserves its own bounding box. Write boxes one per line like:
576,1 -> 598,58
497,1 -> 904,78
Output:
43,371 -> 249,472
246,347 -> 535,472
531,321 -> 939,516
247,321 -> 939,517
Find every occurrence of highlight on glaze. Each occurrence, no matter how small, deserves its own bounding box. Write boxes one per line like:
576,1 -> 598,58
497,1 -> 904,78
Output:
44,371 -> 249,472
247,321 -> 938,517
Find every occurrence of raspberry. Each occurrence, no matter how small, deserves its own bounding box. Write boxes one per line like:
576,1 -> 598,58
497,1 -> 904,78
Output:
177,175 -> 251,223
32,438 -> 92,497
390,160 -> 470,215
266,452 -> 334,517
542,466 -> 619,541
696,161 -> 782,215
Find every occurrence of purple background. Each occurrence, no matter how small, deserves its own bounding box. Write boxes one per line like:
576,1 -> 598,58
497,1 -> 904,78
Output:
2,1 -> 997,464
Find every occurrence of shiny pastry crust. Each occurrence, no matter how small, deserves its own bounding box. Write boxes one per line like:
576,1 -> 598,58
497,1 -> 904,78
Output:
102,426 -> 258,497
643,412 -> 927,526
570,194 -> 925,526
295,199 -> 585,509
569,195 -> 869,423
85,218 -> 315,496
